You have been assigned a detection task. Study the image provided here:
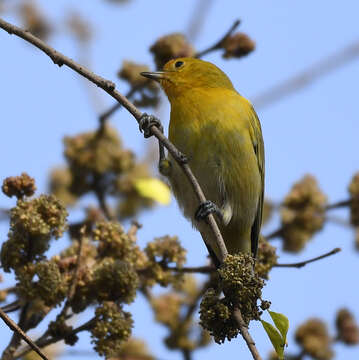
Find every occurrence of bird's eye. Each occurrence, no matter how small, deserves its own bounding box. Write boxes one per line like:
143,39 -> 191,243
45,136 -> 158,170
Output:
174,60 -> 184,68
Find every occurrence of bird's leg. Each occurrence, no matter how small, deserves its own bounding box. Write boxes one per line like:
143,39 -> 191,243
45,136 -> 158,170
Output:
195,200 -> 224,222
138,113 -> 163,138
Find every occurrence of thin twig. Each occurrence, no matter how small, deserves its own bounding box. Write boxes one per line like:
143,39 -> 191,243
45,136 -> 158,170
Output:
0,308 -> 49,360
195,19 -> 241,58
265,227 -> 283,240
274,248 -> 341,268
265,198 -> 352,240
186,0 -> 214,42
128,220 -> 142,241
98,83 -> 144,124
253,40 -> 359,109
233,309 -> 262,360
14,317 -> 96,359
0,17 -> 261,360
97,19 -> 241,123
325,199 -> 351,210
166,265 -> 214,273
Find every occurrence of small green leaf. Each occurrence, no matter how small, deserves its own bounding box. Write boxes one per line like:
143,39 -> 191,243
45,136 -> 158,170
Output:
269,311 -> 289,345
134,178 -> 171,205
261,320 -> 285,360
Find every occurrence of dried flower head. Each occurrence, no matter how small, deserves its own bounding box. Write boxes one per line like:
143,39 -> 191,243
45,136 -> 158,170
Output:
336,308 -> 359,345
67,12 -> 92,43
108,338 -> 154,360
151,293 -> 182,329
219,254 -> 264,325
1,195 -> 67,272
281,175 -> 327,252
150,33 -> 195,69
92,258 -> 139,304
255,236 -> 278,279
64,126 -> 134,195
348,172 -> 359,226
19,2 -> 51,40
91,302 -> 133,357
2,173 -> 36,199
199,288 -> 239,344
118,60 -> 158,91
143,236 -> 186,287
17,261 -> 68,307
295,318 -> 333,360
48,167 -> 77,206
222,32 -> 255,58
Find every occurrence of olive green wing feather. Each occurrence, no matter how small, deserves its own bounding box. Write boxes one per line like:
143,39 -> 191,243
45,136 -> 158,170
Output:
248,105 -> 265,258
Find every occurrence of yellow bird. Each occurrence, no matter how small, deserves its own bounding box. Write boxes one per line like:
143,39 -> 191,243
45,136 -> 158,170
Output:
141,58 -> 264,264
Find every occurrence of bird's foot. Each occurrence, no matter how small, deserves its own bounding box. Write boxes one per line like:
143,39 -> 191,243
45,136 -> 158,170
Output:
195,200 -> 222,222
139,113 -> 163,138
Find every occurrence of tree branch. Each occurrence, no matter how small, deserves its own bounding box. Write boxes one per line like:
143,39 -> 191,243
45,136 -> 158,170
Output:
0,17 -> 262,360
274,247 -> 341,268
195,19 -> 241,58
0,308 -> 49,360
252,41 -> 359,109
14,317 -> 96,359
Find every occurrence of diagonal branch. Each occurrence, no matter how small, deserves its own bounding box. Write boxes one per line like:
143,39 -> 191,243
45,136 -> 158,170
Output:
0,308 -> 49,360
195,19 -> 241,58
274,247 -> 341,268
0,17 -> 262,360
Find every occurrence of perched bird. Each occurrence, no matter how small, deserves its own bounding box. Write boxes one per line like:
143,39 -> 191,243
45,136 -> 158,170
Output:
141,58 -> 264,263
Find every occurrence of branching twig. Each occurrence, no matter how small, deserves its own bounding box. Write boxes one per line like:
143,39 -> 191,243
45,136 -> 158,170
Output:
98,82 -> 145,125
325,199 -> 351,210
97,19 -> 241,123
253,41 -> 359,109
167,265 -> 214,273
265,198 -> 352,240
274,247 -> 341,268
195,19 -> 241,58
14,317 -> 96,359
0,308 -> 49,360
0,17 -> 262,360
128,220 -> 142,241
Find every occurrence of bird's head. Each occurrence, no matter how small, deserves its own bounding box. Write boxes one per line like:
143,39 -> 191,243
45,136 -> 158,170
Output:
141,58 -> 234,99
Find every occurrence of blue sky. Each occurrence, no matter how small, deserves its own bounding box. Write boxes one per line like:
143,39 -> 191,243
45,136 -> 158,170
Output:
1,1 -> 359,359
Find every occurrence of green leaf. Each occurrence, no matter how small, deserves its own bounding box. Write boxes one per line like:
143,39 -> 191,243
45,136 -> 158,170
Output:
134,178 -> 171,205
261,320 -> 285,360
269,311 -> 289,345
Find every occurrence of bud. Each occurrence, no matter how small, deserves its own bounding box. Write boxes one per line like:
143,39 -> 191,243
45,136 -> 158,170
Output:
295,318 -> 333,360
336,308 -> 359,345
222,32 -> 255,58
348,172 -> 359,226
2,173 -> 36,199
150,33 -> 195,69
280,175 -> 327,252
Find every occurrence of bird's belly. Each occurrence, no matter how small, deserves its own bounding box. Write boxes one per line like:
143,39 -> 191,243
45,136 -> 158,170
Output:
168,143 -> 260,231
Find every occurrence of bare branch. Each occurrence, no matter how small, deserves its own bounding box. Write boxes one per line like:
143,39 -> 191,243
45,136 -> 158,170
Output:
0,17 -> 263,359
195,19 -> 241,58
14,317 -> 96,359
253,41 -> 359,109
0,308 -> 49,360
274,248 -> 341,268
325,199 -> 351,210
166,265 -> 214,273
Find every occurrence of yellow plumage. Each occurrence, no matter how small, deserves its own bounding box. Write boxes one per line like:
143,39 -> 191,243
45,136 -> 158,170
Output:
142,58 -> 264,261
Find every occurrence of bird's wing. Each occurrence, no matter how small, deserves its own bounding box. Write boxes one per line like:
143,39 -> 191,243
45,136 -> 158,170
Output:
248,104 -> 265,257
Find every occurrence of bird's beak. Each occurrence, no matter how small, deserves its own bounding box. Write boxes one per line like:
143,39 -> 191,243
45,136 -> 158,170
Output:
140,71 -> 166,83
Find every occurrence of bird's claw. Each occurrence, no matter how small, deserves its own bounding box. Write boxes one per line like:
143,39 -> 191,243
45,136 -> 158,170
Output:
195,200 -> 221,222
139,113 -> 163,138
